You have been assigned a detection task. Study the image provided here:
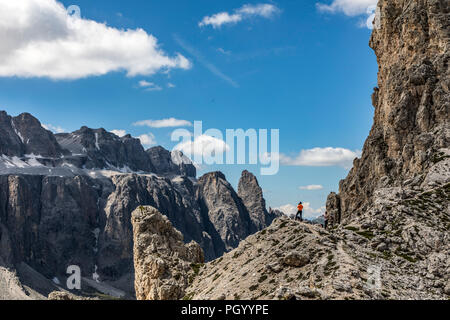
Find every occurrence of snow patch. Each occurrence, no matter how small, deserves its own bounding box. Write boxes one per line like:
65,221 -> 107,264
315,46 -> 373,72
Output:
95,133 -> 100,150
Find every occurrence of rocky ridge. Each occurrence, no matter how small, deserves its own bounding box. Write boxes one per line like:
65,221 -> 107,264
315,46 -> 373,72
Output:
0,111 -> 276,299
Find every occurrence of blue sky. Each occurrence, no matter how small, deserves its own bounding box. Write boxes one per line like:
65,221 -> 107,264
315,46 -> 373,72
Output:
0,0 -> 379,218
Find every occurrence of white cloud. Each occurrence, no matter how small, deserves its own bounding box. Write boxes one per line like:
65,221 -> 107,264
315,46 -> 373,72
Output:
173,135 -> 230,158
199,3 -> 280,29
0,0 -> 191,80
138,80 -> 162,91
167,82 -> 176,88
316,0 -> 378,16
137,133 -> 156,147
133,118 -> 193,128
110,129 -> 127,137
299,185 -> 324,191
275,203 -> 326,219
279,147 -> 361,169
317,0 -> 379,29
42,123 -> 66,133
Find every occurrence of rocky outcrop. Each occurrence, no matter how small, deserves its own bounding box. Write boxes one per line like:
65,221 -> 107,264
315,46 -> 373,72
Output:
325,192 -> 341,228
334,0 -> 450,222
132,206 -> 203,300
197,172 -> 254,253
238,170 -> 278,231
146,147 -> 196,177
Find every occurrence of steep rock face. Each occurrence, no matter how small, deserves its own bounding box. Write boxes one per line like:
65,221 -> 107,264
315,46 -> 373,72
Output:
334,0 -> 450,222
56,127 -> 154,172
132,206 -> 203,300
146,147 -> 196,177
0,112 -> 66,158
197,172 -> 253,253
238,170 -> 277,231
98,173 -> 216,279
0,174 -> 105,279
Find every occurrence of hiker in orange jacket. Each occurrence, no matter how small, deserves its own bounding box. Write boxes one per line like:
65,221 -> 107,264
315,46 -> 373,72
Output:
295,202 -> 303,221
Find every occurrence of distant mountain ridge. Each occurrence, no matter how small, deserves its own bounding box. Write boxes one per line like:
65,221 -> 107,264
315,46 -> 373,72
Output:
0,110 -> 279,299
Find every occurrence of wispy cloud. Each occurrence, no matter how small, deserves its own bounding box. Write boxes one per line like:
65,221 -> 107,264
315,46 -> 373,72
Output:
133,118 -> 193,128
299,185 -> 324,190
199,3 -> 281,28
42,123 -> 66,133
316,0 -> 377,16
0,0 -> 191,79
138,80 -> 163,91
174,34 -> 239,88
217,48 -> 231,55
268,147 -> 361,169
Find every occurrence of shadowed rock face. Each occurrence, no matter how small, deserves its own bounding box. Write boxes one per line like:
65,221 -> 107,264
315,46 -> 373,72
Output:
0,111 -> 66,158
146,146 -> 196,177
197,172 -> 253,253
329,0 -> 450,223
238,170 -> 278,232
132,206 -> 204,300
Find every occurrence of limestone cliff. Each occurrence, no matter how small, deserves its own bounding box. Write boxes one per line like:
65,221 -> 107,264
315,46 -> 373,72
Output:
329,0 -> 449,224
132,206 -> 203,300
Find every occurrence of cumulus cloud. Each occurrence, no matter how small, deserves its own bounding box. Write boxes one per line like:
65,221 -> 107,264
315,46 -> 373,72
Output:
0,0 -> 191,79
137,133 -> 157,147
42,123 -> 66,133
299,185 -> 324,191
316,0 -> 378,16
110,129 -> 127,137
173,135 -> 230,158
133,118 -> 193,128
199,3 -> 280,29
275,203 -> 325,219
316,0 -> 379,29
279,147 -> 361,169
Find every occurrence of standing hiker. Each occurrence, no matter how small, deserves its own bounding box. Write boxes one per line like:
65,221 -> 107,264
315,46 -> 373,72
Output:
324,211 -> 329,229
295,202 -> 303,221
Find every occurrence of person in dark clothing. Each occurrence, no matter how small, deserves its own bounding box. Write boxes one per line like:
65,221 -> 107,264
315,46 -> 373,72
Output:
295,202 -> 303,221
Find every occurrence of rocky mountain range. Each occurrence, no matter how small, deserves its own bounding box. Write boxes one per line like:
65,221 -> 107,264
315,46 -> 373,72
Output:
1,0 -> 448,301
132,0 -> 449,300
0,110 -> 278,299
